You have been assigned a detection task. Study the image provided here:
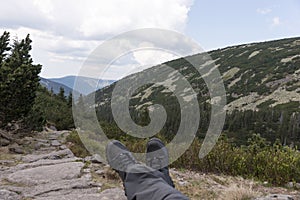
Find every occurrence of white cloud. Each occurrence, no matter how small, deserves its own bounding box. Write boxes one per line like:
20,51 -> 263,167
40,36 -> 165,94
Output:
77,29 -> 202,80
2,0 -> 194,39
272,17 -> 281,26
0,0 -> 194,78
133,49 -> 178,67
256,8 -> 272,15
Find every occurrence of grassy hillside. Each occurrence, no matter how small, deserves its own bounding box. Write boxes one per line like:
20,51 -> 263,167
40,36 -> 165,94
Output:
92,37 -> 300,145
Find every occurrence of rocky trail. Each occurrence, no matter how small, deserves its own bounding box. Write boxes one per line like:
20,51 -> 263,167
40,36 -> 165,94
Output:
0,130 -> 126,200
1,130 -> 300,200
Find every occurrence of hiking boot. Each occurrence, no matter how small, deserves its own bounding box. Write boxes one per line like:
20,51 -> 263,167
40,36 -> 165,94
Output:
106,140 -> 137,182
146,138 -> 175,187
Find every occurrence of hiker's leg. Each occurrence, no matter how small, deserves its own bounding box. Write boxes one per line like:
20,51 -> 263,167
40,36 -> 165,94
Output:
124,164 -> 189,200
106,140 -> 189,200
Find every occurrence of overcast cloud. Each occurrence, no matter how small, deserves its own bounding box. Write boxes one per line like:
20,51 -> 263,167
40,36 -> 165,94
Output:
0,0 -> 194,79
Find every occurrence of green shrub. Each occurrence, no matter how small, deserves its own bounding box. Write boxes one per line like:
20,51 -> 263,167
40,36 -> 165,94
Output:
67,121 -> 300,186
26,86 -> 74,130
172,134 -> 300,185
66,130 -> 90,158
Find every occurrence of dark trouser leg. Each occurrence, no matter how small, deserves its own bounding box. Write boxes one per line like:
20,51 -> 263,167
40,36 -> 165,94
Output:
124,164 -> 189,200
160,167 -> 175,188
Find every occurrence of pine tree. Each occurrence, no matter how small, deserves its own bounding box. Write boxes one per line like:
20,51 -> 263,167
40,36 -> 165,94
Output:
0,31 -> 10,64
67,92 -> 73,107
0,32 -> 11,122
0,32 -> 41,124
58,87 -> 66,101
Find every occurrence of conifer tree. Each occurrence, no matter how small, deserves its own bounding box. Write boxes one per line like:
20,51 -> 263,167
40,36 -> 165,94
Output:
0,32 -> 11,122
58,87 -> 66,101
0,32 -> 41,124
67,92 -> 73,107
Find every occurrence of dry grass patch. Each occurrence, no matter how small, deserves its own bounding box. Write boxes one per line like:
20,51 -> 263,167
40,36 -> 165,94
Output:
220,183 -> 261,200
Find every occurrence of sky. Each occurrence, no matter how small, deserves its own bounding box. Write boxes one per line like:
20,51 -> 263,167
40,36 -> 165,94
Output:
0,0 -> 299,79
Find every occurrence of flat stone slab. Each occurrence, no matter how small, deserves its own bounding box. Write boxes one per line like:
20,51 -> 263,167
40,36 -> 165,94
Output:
0,189 -> 21,200
0,130 -> 127,200
84,154 -> 105,164
48,135 -> 59,140
51,140 -> 61,147
7,162 -> 84,186
35,139 -> 49,143
255,194 -> 294,200
34,188 -> 126,200
22,149 -> 74,163
35,188 -> 100,199
12,157 -> 80,171
23,177 -> 97,197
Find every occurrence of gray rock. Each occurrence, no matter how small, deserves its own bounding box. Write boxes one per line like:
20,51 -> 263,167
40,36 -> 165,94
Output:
35,139 -> 49,143
12,157 -> 80,171
48,135 -> 58,140
50,125 -> 57,131
23,177 -> 94,197
59,145 -> 68,150
83,168 -> 91,173
95,169 -> 105,176
48,125 -> 57,131
98,188 -> 127,200
85,154 -> 105,164
38,147 -> 57,152
294,183 -> 300,189
0,160 -> 15,165
22,149 -> 74,163
285,182 -> 294,188
178,180 -> 188,186
35,188 -> 101,199
0,138 -> 10,146
34,142 -> 50,150
34,187 -> 126,200
0,189 -> 21,200
255,194 -> 294,200
7,162 -> 84,186
9,144 -> 25,154
51,140 -> 61,147
15,139 -> 26,145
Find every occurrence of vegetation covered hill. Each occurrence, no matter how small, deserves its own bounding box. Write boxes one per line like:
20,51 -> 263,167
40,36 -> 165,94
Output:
40,77 -> 75,96
50,75 -> 115,95
93,37 -> 300,146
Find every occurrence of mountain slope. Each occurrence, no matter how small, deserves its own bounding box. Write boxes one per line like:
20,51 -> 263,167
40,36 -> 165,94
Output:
93,37 -> 300,145
209,37 -> 300,112
40,77 -> 74,96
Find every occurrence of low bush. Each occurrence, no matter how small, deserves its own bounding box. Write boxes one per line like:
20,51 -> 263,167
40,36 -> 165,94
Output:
172,134 -> 300,185
66,130 -> 90,158
67,125 -> 300,186
25,86 -> 74,131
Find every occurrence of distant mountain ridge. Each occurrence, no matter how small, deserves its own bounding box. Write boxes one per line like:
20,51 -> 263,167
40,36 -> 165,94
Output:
40,77 -> 74,96
49,76 -> 115,95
